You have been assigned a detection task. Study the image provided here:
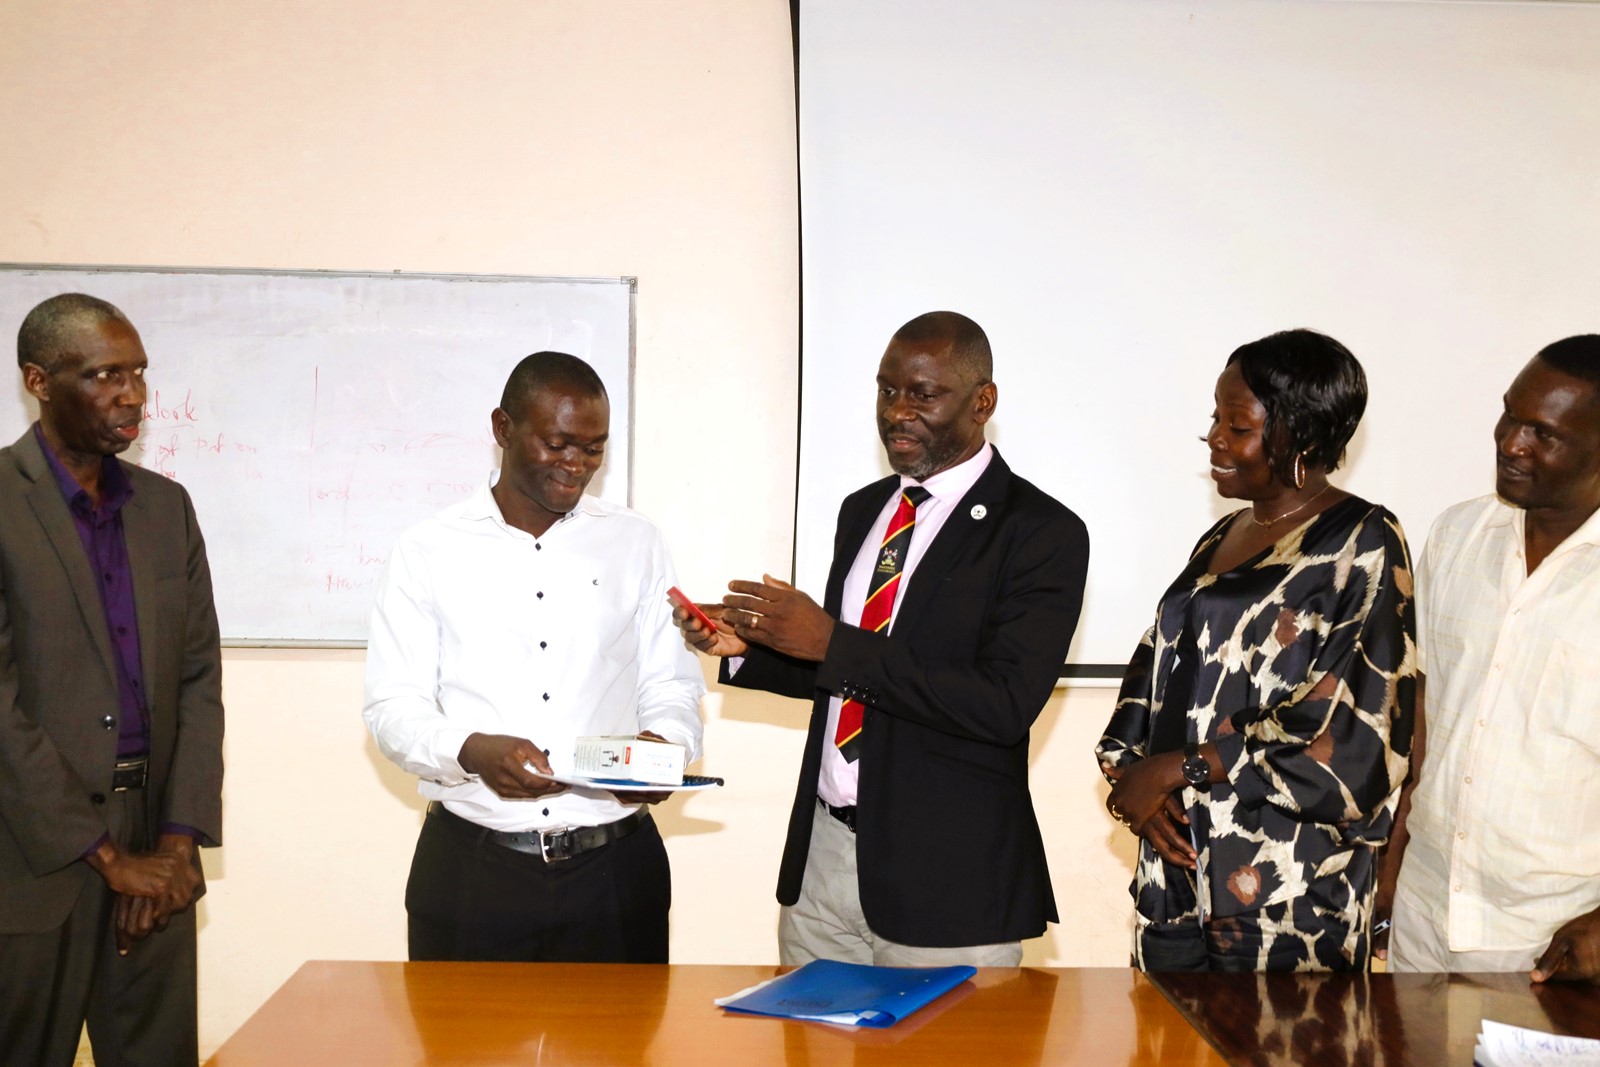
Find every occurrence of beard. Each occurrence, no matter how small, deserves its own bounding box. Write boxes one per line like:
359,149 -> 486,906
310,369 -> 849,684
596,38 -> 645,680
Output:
880,423 -> 967,481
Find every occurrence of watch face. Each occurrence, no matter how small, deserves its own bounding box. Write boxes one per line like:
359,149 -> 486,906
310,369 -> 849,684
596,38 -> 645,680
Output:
1182,756 -> 1208,787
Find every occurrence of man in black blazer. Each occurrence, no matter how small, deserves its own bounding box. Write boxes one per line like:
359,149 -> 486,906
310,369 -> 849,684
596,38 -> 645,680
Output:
676,311 -> 1088,965
0,294 -> 224,1066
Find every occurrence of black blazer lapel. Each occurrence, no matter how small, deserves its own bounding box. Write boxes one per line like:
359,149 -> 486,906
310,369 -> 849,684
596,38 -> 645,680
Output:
824,476 -> 898,618
891,449 -> 1013,634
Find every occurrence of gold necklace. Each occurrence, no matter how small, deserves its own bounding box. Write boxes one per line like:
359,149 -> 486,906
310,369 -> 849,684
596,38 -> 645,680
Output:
1247,483 -> 1334,528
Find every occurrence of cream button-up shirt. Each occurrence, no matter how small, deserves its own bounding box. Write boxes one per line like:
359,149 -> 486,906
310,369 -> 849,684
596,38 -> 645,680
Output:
1398,494 -> 1600,954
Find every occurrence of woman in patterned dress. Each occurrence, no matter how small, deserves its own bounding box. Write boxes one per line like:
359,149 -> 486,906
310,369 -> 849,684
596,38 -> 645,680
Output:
1096,329 -> 1418,971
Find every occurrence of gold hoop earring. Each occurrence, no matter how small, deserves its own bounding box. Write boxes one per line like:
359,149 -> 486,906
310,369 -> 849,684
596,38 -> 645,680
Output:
1292,453 -> 1307,491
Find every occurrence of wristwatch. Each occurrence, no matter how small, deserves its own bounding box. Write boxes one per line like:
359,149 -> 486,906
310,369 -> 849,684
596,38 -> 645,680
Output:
1181,741 -> 1210,788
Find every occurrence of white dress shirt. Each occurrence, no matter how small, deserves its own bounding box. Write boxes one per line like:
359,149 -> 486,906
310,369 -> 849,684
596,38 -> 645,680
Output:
817,443 -> 994,807
364,474 -> 705,832
1398,494 -> 1600,955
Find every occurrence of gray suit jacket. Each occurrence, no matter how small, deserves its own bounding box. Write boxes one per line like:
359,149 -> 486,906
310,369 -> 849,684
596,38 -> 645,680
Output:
0,428 -> 224,934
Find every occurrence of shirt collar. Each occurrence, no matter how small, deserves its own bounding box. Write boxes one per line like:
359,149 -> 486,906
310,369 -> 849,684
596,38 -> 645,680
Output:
1569,504 -> 1600,548
33,422 -> 135,514
1504,495 -> 1600,553
900,441 -> 993,503
466,469 -> 606,530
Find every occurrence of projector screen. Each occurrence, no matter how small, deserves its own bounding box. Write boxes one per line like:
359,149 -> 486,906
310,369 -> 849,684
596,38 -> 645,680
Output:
797,0 -> 1600,671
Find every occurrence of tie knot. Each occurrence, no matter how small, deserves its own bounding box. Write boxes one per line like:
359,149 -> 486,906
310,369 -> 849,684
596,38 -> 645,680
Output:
903,486 -> 932,509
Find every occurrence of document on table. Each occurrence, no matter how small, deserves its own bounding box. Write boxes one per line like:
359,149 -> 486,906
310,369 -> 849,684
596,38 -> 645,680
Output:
715,959 -> 975,1028
1475,1019 -> 1600,1067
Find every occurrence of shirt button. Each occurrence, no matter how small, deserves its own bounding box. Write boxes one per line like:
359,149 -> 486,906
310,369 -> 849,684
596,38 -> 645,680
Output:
1492,663 -> 1503,672
537,591 -> 544,599
1464,776 -> 1473,784
117,626 -> 127,635
1453,884 -> 1462,892
1457,831 -> 1467,840
103,573 -> 113,582
542,808 -> 550,816
101,715 -> 115,730
540,641 -> 547,650
536,544 -> 542,552
91,793 -> 107,805
542,693 -> 550,701
1479,719 -> 1488,727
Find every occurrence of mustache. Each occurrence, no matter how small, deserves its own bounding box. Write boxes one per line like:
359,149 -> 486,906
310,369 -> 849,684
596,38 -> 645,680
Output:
879,422 -> 926,439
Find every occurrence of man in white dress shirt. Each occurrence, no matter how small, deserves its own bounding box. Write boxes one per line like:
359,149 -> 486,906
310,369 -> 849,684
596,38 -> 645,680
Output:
1386,335 -> 1600,982
364,351 -> 704,963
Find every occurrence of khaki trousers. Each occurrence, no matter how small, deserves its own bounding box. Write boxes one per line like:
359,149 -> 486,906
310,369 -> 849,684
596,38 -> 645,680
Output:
778,800 -> 1023,968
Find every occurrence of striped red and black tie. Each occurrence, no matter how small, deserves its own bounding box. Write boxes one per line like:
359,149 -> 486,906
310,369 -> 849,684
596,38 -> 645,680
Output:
835,485 -> 931,762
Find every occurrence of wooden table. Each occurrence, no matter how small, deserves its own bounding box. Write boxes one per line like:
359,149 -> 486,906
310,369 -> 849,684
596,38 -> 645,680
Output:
205,961 -> 1225,1066
206,961 -> 1600,1066
1151,970 -> 1600,1066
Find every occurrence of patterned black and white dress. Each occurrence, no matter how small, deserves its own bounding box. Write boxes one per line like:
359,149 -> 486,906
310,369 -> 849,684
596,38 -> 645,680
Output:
1096,496 -> 1418,971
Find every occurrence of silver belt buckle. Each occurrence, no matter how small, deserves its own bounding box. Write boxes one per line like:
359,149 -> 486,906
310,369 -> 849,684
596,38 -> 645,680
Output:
539,828 -> 575,863
111,756 -> 148,793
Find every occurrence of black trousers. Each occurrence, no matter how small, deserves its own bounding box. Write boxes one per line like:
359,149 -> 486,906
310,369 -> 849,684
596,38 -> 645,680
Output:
406,805 -> 672,963
0,789 -> 199,1067
1134,918 -> 1213,971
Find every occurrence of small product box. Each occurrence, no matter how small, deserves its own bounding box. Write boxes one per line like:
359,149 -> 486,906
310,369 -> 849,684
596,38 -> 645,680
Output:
572,735 -> 684,786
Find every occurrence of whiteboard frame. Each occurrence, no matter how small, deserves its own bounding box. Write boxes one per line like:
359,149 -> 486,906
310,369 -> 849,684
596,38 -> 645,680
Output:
0,263 -> 638,649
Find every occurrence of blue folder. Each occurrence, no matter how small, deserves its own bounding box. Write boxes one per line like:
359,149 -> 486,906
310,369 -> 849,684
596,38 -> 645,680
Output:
715,959 -> 976,1028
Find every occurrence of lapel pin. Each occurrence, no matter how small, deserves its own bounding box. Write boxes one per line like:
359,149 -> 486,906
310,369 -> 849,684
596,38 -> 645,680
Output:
970,504 -> 987,520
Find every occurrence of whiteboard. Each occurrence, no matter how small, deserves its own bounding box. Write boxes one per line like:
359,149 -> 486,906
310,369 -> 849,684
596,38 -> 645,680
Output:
798,0 -> 1600,671
0,266 -> 635,645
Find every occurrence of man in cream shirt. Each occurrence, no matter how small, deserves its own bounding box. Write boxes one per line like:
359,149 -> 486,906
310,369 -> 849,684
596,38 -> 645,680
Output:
1389,335 -> 1600,982
365,351 -> 703,963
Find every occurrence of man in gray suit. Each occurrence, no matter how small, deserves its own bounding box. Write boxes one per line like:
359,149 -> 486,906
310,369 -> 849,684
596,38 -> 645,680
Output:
0,293 -> 224,1066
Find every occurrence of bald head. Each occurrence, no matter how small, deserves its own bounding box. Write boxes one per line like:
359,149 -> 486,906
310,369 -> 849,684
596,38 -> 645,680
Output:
18,293 -> 134,373
890,311 -> 993,387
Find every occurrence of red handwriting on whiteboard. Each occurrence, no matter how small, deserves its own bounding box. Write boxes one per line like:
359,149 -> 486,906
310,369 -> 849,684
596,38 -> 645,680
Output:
153,433 -> 181,478
143,389 -> 198,424
324,572 -> 374,594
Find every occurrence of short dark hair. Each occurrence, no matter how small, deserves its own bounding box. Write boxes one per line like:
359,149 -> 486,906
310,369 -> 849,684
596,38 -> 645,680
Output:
1534,335 -> 1600,390
1226,329 -> 1367,483
17,292 -> 131,371
891,311 -> 993,385
498,351 -> 607,416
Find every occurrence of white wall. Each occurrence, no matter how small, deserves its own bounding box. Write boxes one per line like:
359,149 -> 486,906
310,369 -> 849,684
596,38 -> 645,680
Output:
797,0 -> 1600,664
0,1 -> 1139,1056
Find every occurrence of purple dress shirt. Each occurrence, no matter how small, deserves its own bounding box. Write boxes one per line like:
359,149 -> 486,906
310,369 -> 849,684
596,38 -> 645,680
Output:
35,424 -> 148,758
36,426 -> 203,851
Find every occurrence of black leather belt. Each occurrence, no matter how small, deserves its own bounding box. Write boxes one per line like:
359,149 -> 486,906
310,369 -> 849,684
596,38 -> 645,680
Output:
427,801 -> 646,863
818,796 -> 857,833
112,756 -> 149,793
